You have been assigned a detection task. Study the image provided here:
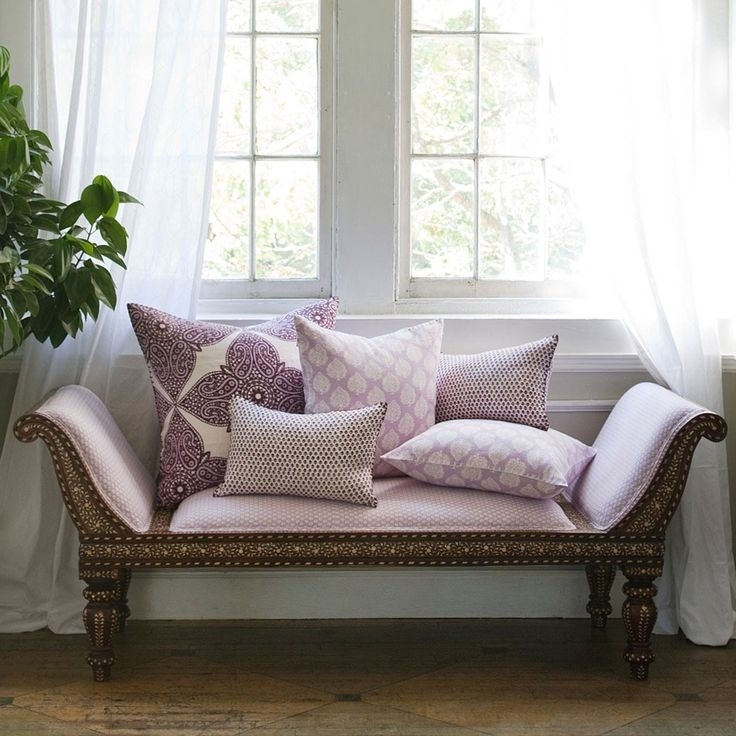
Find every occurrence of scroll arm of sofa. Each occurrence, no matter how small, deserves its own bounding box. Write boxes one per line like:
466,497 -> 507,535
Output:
14,384 -> 158,535
566,382 -> 727,534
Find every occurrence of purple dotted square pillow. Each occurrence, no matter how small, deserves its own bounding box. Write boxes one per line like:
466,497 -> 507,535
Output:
128,298 -> 339,508
436,335 -> 558,430
295,317 -> 444,477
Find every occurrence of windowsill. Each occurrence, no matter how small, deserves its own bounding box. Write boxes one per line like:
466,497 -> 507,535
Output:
197,297 -> 632,356
197,293 -> 621,320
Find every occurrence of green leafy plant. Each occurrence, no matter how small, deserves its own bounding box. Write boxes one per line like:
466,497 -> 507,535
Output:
0,45 -> 139,358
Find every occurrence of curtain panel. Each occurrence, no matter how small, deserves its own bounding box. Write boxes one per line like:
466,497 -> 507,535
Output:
0,0 -> 226,633
543,0 -> 736,644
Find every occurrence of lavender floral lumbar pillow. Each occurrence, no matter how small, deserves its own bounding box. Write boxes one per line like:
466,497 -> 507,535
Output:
295,317 -> 444,477
128,298 -> 339,508
382,419 -> 596,500
435,335 -> 558,430
215,398 -> 387,507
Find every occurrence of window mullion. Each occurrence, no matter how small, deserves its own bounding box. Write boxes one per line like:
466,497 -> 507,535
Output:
249,0 -> 257,283
473,0 -> 481,283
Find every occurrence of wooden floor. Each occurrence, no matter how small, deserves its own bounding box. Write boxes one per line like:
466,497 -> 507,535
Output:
0,618 -> 734,735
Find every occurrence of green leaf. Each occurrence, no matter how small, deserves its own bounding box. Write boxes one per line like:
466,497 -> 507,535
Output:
30,294 -> 54,342
52,238 -> 72,280
20,272 -> 52,294
93,174 -> 119,217
63,267 -> 92,308
48,320 -> 68,347
0,246 -> 20,266
0,192 -> 13,215
80,183 -> 104,225
98,216 -> 128,256
84,292 -> 100,320
66,234 -> 97,257
32,215 -> 61,234
58,200 -> 85,231
89,265 -> 117,309
0,46 -> 10,78
28,128 -> 52,151
24,262 -> 53,281
117,191 -> 142,205
3,300 -> 22,347
22,287 -> 38,316
95,244 -> 127,269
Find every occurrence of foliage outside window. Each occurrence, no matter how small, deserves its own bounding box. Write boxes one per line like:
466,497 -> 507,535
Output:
400,0 -> 586,300
201,0 -> 588,311
201,0 -> 327,301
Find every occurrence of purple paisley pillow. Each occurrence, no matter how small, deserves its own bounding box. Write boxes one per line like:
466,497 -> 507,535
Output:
128,298 -> 339,508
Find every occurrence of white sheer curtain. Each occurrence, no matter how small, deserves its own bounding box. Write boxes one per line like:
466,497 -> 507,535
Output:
543,0 -> 736,644
0,0 -> 226,633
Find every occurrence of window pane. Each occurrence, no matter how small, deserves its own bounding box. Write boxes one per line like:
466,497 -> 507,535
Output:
256,0 -> 318,32
227,0 -> 252,32
255,160 -> 318,279
478,158 -> 543,280
256,37 -> 318,155
412,36 -> 475,155
412,0 -> 475,31
203,161 -> 251,279
411,158 -> 474,278
479,36 -> 545,155
547,159 -> 586,278
217,38 -> 252,155
480,0 -> 537,32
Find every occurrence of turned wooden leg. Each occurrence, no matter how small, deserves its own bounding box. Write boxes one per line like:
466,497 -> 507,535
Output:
115,568 -> 132,632
621,564 -> 661,681
586,563 -> 616,629
82,578 -> 120,682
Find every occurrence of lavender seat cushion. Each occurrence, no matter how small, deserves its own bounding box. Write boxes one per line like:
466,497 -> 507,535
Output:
170,477 -> 577,534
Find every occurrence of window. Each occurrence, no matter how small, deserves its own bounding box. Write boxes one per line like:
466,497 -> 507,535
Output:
200,1 -> 593,316
201,0 -> 332,301
398,0 -> 586,301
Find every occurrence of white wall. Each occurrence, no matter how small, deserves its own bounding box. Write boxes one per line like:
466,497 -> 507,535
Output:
0,1 -> 33,99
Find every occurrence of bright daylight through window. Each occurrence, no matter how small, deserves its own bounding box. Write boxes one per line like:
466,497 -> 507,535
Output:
402,0 -> 586,300
202,0 -> 587,307
202,0 -> 326,300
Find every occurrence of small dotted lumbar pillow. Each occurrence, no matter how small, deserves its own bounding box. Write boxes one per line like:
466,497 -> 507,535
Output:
381,419 -> 596,500
436,335 -> 558,430
215,398 -> 387,507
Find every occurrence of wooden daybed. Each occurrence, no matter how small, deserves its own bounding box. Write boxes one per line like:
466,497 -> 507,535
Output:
14,381 -> 726,682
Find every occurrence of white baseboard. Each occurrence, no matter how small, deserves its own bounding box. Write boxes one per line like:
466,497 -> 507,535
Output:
127,567 -> 626,621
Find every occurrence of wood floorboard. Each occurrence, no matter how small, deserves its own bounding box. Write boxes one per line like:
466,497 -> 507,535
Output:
0,619 -> 734,735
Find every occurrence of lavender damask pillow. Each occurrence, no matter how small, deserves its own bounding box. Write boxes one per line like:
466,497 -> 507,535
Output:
215,399 -> 387,507
295,317 -> 444,477
436,335 -> 558,430
128,298 -> 339,508
382,419 -> 596,500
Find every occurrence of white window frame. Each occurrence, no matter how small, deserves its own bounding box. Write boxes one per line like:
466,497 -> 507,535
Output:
199,0 -> 613,321
396,0 -> 590,305
199,0 -> 335,303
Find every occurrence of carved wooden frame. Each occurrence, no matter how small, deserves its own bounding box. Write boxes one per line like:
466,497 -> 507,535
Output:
14,408 -> 727,682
